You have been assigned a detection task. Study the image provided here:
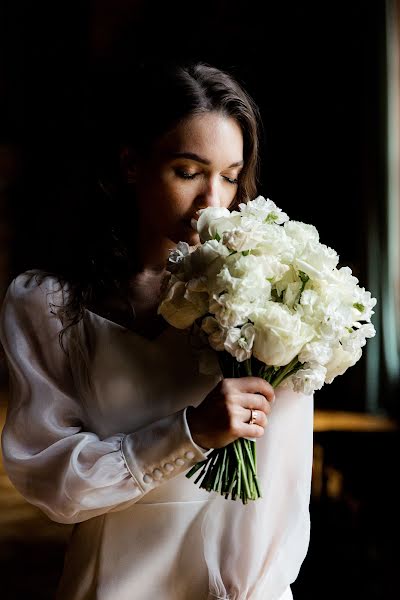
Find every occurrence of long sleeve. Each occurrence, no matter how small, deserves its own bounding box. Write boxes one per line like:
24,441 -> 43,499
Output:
0,272 -> 208,525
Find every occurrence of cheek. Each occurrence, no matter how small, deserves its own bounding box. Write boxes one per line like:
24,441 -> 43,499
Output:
221,185 -> 238,208
162,180 -> 193,213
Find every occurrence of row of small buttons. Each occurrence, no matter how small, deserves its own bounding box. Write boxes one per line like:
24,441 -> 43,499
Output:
142,451 -> 196,484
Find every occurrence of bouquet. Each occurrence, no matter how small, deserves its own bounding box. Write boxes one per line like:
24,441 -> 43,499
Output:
158,196 -> 376,504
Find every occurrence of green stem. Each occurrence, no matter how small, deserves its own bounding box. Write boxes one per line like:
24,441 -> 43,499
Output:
233,440 -> 251,500
244,357 -> 253,376
270,357 -> 302,388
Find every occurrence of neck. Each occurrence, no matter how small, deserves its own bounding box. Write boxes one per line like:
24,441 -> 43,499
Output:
135,234 -> 177,274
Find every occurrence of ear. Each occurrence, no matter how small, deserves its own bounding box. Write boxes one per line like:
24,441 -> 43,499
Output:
120,146 -> 137,184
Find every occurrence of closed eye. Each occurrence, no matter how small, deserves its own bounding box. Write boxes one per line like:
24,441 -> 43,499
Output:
223,176 -> 239,185
175,169 -> 238,185
175,169 -> 199,180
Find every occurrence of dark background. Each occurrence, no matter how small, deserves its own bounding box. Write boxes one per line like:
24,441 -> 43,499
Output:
0,1 -> 398,599
1,0 -> 389,412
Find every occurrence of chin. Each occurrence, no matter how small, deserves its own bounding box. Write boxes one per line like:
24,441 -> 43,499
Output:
171,224 -> 200,246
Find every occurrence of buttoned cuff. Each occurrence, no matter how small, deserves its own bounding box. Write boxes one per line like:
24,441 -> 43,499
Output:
121,408 -> 209,493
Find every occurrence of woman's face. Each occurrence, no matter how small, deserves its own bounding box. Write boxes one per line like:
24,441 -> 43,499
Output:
132,111 -> 244,246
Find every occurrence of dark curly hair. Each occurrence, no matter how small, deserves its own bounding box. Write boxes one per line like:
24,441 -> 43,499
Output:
17,60 -> 262,349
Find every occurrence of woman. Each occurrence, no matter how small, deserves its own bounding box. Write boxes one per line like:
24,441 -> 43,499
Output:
0,61 -> 313,599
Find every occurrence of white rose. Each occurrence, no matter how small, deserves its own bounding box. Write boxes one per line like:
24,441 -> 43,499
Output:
251,303 -> 314,366
222,219 -> 267,252
196,207 -> 241,242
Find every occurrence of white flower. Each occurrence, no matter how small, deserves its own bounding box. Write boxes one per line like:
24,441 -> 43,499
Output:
224,323 -> 255,362
158,194 -> 377,397
251,224 -> 296,263
298,340 -> 333,365
221,220 -> 267,252
251,303 -> 314,366
230,252 -> 289,284
157,277 -> 208,328
324,344 -> 363,384
286,362 -> 327,395
201,316 -> 227,351
209,292 -> 251,328
190,239 -> 230,280
284,221 -> 319,249
167,241 -> 191,273
351,288 -> 377,322
341,323 -> 376,353
239,196 -> 289,224
295,242 -> 339,280
196,207 -> 241,242
283,281 -> 303,309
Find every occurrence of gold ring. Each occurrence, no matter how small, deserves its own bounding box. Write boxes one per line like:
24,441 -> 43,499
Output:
248,409 -> 257,425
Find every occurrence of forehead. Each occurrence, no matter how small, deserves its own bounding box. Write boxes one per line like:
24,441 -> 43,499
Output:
155,112 -> 244,163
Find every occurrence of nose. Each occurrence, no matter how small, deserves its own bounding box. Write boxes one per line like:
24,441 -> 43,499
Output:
196,175 -> 221,209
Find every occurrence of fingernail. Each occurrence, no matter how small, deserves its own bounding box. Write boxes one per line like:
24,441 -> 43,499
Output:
271,394 -> 276,404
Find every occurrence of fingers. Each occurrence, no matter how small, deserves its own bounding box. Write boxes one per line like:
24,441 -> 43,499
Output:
229,376 -> 275,404
241,405 -> 269,428
241,393 -> 272,416
235,417 -> 266,440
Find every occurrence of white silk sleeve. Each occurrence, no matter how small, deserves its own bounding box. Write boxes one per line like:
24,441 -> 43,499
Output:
0,273 -> 207,525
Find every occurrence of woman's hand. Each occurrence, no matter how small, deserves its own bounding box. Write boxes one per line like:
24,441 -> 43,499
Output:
186,377 -> 275,450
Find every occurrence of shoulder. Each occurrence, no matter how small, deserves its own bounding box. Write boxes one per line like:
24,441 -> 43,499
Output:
2,270 -> 69,323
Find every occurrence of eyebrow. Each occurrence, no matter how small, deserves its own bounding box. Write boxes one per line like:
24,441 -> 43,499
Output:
171,152 -> 244,168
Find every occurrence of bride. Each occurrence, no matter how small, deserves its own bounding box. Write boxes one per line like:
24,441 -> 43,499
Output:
0,60 -> 313,599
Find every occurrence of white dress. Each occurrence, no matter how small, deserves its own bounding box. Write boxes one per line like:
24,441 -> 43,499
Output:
0,271 -> 313,600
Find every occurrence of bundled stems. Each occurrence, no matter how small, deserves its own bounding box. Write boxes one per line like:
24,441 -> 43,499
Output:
186,351 -> 301,503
